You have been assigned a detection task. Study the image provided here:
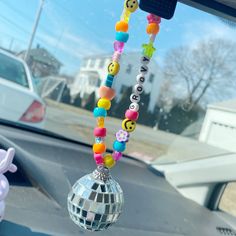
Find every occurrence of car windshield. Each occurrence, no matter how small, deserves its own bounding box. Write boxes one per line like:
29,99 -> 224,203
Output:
0,0 -> 235,165
0,53 -> 28,88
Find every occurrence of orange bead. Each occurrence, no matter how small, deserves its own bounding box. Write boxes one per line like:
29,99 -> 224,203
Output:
98,86 -> 116,100
115,21 -> 129,32
146,23 -> 160,35
93,143 -> 106,154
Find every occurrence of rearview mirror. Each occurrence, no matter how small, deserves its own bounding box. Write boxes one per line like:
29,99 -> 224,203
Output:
139,0 -> 177,19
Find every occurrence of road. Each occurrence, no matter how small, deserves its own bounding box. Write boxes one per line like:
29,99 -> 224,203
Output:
44,100 -> 227,164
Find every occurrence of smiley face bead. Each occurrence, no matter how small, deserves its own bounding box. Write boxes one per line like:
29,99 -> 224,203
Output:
124,0 -> 139,13
108,61 -> 120,76
122,118 -> 136,132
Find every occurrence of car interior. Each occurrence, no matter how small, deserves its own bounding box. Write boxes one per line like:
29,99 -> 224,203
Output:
0,0 -> 236,236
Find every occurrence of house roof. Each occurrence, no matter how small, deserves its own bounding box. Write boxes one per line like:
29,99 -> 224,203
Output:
209,99 -> 236,113
18,47 -> 63,67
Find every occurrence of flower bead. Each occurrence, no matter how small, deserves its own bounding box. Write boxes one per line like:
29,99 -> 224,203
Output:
116,129 -> 129,142
147,14 -> 161,24
97,98 -> 111,110
113,140 -> 126,152
112,151 -> 122,161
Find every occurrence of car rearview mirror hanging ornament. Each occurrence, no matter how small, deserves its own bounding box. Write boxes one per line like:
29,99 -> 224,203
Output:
67,0 -> 161,231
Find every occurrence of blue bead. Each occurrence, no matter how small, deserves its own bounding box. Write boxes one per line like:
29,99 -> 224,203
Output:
113,140 -> 126,152
115,32 -> 129,43
107,74 -> 114,81
105,80 -> 113,87
93,107 -> 107,117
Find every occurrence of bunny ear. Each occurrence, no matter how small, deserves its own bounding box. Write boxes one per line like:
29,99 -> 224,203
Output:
0,148 -> 15,174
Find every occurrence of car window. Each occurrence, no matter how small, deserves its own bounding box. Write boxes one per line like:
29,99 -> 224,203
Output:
219,182 -> 236,217
0,0 -> 235,164
0,53 -> 28,88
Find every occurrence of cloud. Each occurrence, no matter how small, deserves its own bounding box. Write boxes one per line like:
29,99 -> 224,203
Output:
182,20 -> 236,47
38,31 -> 104,59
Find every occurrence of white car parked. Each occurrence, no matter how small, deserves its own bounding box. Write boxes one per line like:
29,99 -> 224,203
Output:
0,50 -> 46,128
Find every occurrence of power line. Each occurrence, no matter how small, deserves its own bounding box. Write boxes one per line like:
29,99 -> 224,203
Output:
0,14 -> 30,35
0,0 -> 33,22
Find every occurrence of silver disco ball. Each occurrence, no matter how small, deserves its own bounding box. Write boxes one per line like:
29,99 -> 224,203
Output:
67,166 -> 124,231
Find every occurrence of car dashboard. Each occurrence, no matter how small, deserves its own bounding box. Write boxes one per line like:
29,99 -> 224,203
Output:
0,123 -> 233,236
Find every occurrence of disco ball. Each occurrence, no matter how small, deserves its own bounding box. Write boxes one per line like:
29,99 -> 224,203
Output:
67,166 -> 124,231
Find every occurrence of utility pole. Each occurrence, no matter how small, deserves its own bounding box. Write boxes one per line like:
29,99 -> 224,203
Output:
24,0 -> 45,61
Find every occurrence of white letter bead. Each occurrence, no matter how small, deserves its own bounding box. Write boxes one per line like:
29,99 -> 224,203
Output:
139,65 -> 148,75
136,74 -> 145,84
140,56 -> 150,65
129,102 -> 139,111
130,93 -> 140,103
133,84 -> 144,95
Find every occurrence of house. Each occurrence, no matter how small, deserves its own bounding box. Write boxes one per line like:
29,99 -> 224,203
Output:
18,45 -> 62,78
70,52 -> 163,112
199,99 -> 236,152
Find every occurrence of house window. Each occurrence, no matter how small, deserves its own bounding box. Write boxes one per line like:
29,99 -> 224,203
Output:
82,59 -> 88,67
99,59 -> 105,68
97,79 -> 101,87
149,73 -> 155,83
126,64 -> 132,74
89,59 -> 96,68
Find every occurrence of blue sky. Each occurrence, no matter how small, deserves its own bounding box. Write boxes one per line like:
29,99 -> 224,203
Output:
0,0 -> 235,75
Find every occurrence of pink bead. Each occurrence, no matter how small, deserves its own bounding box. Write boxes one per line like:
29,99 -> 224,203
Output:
112,151 -> 122,161
94,127 -> 106,137
112,51 -> 121,62
114,40 -> 125,53
94,153 -> 104,165
147,14 -> 161,24
98,86 -> 116,100
125,109 -> 139,121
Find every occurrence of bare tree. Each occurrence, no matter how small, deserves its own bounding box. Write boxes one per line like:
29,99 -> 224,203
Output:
162,38 -> 236,110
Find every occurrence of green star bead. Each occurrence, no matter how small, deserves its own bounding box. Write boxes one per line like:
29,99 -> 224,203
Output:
142,42 -> 156,58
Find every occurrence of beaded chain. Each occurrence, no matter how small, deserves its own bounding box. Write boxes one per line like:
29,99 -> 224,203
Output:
93,0 -> 161,169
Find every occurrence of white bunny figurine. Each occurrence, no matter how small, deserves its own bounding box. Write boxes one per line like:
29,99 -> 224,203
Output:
0,148 -> 17,222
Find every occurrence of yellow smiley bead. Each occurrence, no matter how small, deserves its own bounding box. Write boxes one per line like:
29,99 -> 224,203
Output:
104,154 -> 116,168
97,98 -> 111,110
97,117 -> 104,127
107,61 -> 120,76
122,118 -> 136,132
124,0 -> 138,13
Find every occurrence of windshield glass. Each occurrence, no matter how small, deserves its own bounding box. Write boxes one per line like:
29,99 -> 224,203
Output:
0,0 -> 235,165
0,52 -> 28,87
